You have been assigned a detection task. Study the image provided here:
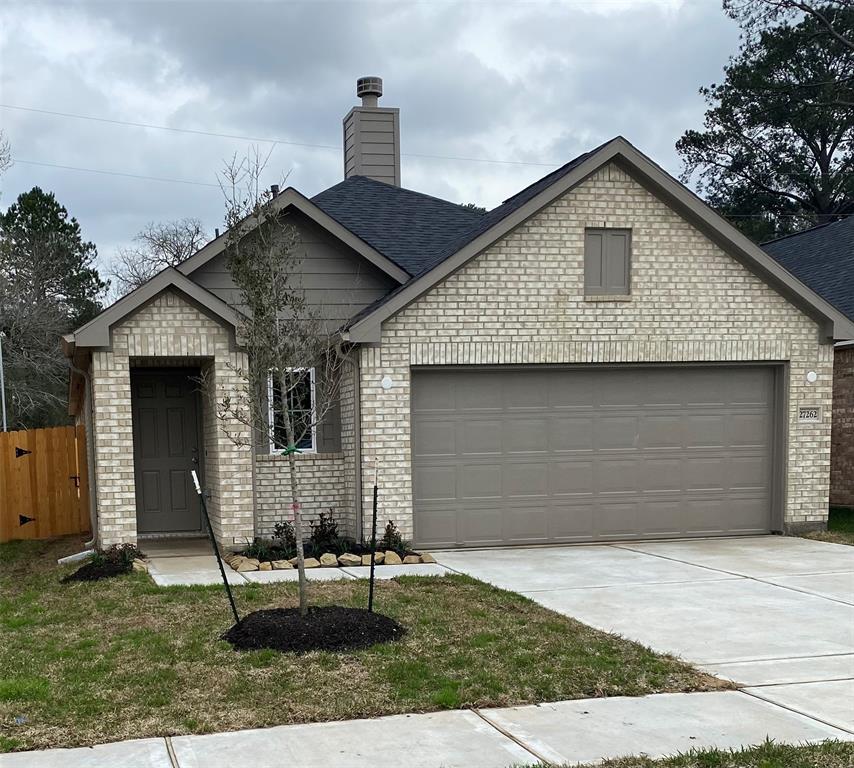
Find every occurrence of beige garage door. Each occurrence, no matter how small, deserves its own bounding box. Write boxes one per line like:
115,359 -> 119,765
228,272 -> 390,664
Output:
411,366 -> 777,548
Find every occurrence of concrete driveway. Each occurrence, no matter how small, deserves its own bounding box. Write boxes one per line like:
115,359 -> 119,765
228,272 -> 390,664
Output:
434,536 -> 854,734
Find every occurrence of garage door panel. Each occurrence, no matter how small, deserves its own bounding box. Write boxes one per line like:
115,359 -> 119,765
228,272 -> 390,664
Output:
550,460 -> 595,496
507,417 -> 550,453
413,419 -> 457,457
459,464 -> 502,500
413,466 -> 456,501
638,500 -> 685,536
642,458 -> 683,492
412,366 -> 775,548
551,417 -> 595,452
459,420 -> 502,456
642,415 -> 684,448
598,416 -> 640,450
549,504 -> 596,539
504,462 -> 548,498
597,502 -> 640,537
728,413 -> 770,447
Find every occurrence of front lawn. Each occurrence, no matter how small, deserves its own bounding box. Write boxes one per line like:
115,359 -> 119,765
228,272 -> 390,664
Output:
559,739 -> 854,767
0,537 -> 724,752
801,506 -> 854,546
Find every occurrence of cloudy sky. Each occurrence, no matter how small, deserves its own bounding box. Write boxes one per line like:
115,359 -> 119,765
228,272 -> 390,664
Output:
0,0 -> 741,280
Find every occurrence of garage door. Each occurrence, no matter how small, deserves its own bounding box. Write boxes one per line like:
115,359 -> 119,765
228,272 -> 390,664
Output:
411,366 -> 777,548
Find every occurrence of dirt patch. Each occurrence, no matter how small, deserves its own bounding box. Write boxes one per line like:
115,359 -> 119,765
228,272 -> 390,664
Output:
61,560 -> 131,583
222,606 -> 406,654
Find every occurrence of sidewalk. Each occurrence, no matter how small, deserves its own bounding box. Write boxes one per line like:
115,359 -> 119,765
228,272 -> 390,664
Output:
3,689 -> 850,768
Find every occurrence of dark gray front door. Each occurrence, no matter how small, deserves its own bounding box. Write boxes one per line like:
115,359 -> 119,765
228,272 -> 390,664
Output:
412,366 -> 777,548
131,369 -> 202,534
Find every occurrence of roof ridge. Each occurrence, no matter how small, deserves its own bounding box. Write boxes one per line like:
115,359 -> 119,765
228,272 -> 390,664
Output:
330,174 -> 487,214
761,216 -> 853,246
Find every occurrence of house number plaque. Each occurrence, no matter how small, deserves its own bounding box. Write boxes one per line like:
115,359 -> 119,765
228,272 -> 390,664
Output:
798,406 -> 822,423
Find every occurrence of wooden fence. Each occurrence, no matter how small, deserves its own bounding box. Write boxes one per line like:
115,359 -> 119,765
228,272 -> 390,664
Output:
0,425 -> 90,543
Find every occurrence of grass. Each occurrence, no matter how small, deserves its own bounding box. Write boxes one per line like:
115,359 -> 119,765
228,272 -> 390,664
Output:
520,739 -> 854,767
0,537 -> 725,752
801,506 -> 854,545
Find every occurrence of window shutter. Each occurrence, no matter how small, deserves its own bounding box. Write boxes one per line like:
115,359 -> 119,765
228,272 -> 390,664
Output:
584,228 -> 630,296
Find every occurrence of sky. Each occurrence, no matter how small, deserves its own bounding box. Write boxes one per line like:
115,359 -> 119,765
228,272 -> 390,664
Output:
0,0 -> 742,280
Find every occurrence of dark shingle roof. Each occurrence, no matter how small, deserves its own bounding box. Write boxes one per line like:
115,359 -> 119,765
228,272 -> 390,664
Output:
762,217 -> 854,322
312,176 -> 486,276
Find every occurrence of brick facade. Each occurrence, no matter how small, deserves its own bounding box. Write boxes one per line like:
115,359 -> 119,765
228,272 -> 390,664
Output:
357,163 -> 834,540
831,346 -> 854,508
90,291 -> 253,547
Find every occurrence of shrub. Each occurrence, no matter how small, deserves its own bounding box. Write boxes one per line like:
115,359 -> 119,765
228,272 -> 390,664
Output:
308,510 -> 346,555
272,521 -> 297,558
242,538 -> 279,562
378,521 -> 410,554
90,543 -> 143,568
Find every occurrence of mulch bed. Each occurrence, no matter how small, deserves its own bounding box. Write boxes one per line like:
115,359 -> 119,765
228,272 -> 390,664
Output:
61,560 -> 131,583
222,606 -> 406,654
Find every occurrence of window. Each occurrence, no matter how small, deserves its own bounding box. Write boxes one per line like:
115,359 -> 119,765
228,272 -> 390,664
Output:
584,228 -> 631,296
268,368 -> 316,453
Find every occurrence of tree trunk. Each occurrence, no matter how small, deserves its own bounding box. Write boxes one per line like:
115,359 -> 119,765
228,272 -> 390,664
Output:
281,374 -> 309,617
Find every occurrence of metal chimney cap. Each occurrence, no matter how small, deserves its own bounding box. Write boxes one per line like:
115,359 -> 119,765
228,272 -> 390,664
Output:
356,76 -> 383,99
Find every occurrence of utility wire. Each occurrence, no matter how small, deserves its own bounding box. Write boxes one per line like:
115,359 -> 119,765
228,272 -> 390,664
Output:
0,103 -> 558,168
13,159 -> 221,188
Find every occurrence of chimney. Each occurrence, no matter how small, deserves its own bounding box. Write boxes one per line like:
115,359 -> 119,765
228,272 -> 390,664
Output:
343,76 -> 400,186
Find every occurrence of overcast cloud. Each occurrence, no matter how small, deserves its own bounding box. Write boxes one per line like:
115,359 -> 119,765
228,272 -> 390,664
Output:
0,0 -> 741,276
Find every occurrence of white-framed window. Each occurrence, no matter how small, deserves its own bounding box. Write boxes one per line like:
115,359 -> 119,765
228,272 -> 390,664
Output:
268,367 -> 317,454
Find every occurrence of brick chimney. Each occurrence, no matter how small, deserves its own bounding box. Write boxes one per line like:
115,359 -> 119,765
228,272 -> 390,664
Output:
343,76 -> 400,186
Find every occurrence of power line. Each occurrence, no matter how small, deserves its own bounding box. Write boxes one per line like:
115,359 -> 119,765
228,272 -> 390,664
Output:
13,159 -> 221,188
0,103 -> 558,168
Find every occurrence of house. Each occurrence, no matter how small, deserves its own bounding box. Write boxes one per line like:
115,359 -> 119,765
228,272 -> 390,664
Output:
63,77 -> 854,550
763,217 -> 854,509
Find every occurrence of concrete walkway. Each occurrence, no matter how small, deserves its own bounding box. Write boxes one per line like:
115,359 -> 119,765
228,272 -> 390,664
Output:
433,536 -> 854,734
3,689 -> 850,768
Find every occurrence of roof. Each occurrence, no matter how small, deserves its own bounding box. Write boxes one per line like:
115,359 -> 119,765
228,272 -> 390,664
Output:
176,187 -> 409,283
342,136 -> 854,343
762,216 -> 854,322
68,268 -> 242,349
311,175 -> 486,275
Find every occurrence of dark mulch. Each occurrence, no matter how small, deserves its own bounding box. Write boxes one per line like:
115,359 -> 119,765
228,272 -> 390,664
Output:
222,606 -> 406,654
61,560 -> 131,583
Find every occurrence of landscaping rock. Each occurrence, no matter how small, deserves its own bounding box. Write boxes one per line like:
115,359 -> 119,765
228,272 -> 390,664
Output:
419,553 -> 436,564
384,551 -> 403,566
288,557 -> 299,566
303,558 -> 321,569
361,552 -> 384,566
320,553 -> 339,567
259,562 -> 273,571
338,553 -> 362,567
272,560 -> 293,570
229,555 -> 246,569
132,559 -> 148,573
403,555 -> 421,564
236,558 -> 260,572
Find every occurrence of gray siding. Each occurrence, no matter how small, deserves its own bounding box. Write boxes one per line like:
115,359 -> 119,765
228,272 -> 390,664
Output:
190,210 -> 399,329
343,106 -> 401,186
191,210 -> 396,455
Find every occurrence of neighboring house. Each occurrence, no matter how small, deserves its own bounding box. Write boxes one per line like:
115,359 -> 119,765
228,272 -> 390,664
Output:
763,217 -> 854,509
64,77 -> 854,550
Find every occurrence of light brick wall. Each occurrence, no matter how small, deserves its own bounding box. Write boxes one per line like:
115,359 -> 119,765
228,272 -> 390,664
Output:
91,291 -> 253,547
831,346 -> 854,508
358,163 -> 834,539
254,353 -> 359,540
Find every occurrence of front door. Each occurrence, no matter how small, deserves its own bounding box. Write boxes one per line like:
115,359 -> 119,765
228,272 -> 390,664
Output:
131,369 -> 202,534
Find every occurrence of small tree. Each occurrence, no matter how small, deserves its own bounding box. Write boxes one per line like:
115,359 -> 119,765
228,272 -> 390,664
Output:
110,218 -> 209,296
214,150 -> 346,617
